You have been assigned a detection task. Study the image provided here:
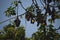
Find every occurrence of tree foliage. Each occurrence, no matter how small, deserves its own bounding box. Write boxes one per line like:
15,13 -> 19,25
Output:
0,24 -> 25,40
0,0 -> 60,40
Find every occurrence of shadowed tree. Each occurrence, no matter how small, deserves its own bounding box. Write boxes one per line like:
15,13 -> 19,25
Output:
0,24 -> 25,40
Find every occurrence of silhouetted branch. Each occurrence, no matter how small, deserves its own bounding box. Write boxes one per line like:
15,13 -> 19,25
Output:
18,0 -> 26,11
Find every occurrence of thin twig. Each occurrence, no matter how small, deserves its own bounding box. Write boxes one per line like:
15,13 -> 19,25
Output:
18,0 -> 26,11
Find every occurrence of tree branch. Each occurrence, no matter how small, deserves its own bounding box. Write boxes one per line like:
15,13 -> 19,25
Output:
0,12 -> 26,24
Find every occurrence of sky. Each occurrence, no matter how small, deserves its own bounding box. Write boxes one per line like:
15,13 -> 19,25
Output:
0,0 -> 60,38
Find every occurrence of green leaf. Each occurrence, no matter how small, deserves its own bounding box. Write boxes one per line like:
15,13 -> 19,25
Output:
48,19 -> 53,23
5,6 -> 16,17
13,1 -> 18,6
38,26 -> 44,31
55,14 -> 60,19
48,24 -> 54,27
